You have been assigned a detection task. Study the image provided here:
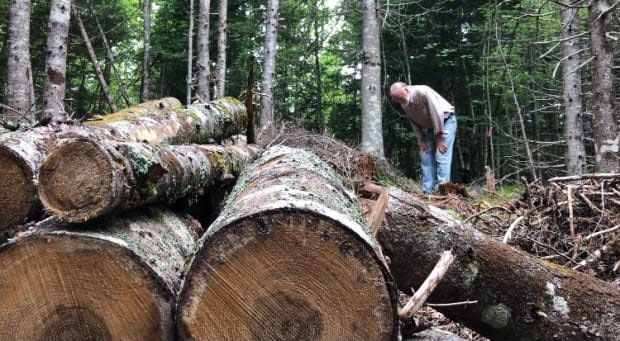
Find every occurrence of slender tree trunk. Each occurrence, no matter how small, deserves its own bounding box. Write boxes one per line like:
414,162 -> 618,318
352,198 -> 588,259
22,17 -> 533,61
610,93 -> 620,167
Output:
177,146 -> 397,341
140,0 -> 152,103
42,0 -> 71,123
259,0 -> 279,130
588,0 -> 619,173
72,4 -> 117,113
196,0 -> 211,102
215,0 -> 228,99
360,0 -> 384,158
560,0 -> 586,175
87,0 -> 130,107
0,207 -> 200,341
313,0 -> 324,134
6,0 -> 34,127
187,0 -> 195,105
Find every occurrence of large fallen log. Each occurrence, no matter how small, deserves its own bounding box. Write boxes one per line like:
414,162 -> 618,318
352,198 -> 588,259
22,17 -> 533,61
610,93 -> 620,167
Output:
0,97 -> 247,231
377,187 -> 620,341
177,145 -> 398,341
0,125 -> 114,230
83,97 -> 247,145
38,137 -> 260,222
0,206 -> 200,341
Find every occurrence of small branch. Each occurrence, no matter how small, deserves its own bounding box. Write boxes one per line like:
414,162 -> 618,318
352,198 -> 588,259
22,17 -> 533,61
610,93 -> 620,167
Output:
463,206 -> 512,224
398,250 -> 455,320
566,185 -> 576,257
584,224 -> 620,241
503,215 -> 526,243
426,300 -> 478,308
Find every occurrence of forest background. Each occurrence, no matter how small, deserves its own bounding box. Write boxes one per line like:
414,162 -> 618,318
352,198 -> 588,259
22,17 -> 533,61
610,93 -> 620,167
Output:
0,0 -> 618,187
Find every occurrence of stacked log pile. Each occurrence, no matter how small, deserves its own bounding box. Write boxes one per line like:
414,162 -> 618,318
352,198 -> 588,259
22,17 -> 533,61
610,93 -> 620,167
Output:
1,105 -> 619,340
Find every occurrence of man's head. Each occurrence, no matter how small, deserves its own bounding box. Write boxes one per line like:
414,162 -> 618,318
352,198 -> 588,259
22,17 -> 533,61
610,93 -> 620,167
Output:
389,82 -> 409,105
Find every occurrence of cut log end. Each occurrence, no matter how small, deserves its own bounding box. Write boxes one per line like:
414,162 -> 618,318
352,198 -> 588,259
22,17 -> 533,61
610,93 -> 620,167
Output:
0,147 -> 38,230
178,211 -> 396,341
0,234 -> 173,341
38,140 -> 117,222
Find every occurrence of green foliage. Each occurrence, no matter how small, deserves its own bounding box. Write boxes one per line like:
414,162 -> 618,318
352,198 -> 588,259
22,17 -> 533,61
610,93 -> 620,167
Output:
0,0 -> 590,186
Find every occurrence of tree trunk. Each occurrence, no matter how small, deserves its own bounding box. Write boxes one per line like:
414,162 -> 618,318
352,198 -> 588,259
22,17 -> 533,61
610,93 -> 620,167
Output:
6,0 -> 34,127
186,0 -> 195,105
360,0 -> 384,158
140,0 -> 152,103
0,125 -> 114,231
0,206 -> 200,341
377,187 -> 620,341
259,0 -> 279,130
72,3 -> 117,113
0,97 -> 247,231
196,0 -> 211,102
588,0 -> 619,173
560,0 -> 585,176
177,145 -> 398,341
215,0 -> 228,99
38,138 -> 259,222
87,0 -> 130,107
42,0 -> 71,123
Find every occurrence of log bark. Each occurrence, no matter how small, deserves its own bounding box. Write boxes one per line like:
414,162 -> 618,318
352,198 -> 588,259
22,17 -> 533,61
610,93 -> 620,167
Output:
177,145 -> 398,341
0,97 -> 247,231
0,125 -> 114,230
377,187 -> 620,341
83,97 -> 248,145
38,137 -> 260,222
0,206 -> 200,341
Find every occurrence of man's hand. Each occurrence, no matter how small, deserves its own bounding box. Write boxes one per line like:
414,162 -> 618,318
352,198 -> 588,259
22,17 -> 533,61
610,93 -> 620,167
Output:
418,141 -> 426,155
435,134 -> 447,154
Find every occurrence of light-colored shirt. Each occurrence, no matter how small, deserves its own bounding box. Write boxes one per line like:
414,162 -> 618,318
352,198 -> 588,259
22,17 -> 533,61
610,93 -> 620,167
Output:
400,85 -> 454,142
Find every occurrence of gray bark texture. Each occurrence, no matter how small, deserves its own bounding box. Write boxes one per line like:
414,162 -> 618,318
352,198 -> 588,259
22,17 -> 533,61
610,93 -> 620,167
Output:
377,187 -> 620,341
6,0 -> 34,126
177,145 -> 398,341
259,0 -> 279,130
72,3 -> 117,113
38,138 -> 260,222
0,125 -> 115,231
196,0 -> 212,102
42,0 -> 71,123
0,97 -> 247,231
140,0 -> 151,102
215,0 -> 228,99
588,0 -> 620,173
0,206 -> 199,341
560,0 -> 585,175
360,0 -> 384,158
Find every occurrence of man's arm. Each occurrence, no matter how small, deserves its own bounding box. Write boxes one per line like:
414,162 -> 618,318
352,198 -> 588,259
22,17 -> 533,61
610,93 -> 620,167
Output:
409,121 -> 426,154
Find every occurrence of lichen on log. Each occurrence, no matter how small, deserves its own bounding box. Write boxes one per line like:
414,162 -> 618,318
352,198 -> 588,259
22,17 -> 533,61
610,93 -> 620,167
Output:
0,97 -> 248,230
377,187 -> 620,341
38,137 -> 260,223
84,97 -> 247,145
0,206 -> 200,341
0,125 -> 115,230
177,145 -> 398,341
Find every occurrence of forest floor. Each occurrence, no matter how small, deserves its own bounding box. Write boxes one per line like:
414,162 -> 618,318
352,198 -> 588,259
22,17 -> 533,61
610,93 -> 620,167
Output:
261,124 -> 619,340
